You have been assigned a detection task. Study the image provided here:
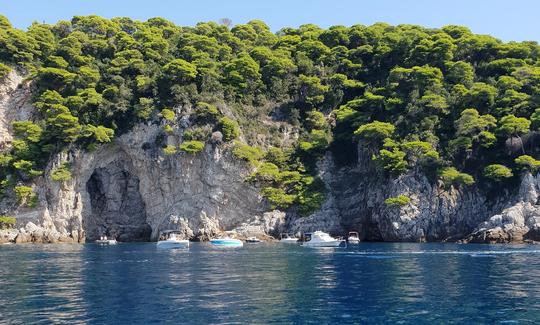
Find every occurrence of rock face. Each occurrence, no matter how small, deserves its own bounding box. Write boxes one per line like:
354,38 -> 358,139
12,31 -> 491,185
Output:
2,71 -> 540,244
287,145 -> 540,243
0,70 -> 34,150
465,173 -> 540,243
1,123 -> 269,243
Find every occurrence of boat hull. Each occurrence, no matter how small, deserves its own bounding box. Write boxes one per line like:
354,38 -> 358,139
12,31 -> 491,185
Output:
156,240 -> 189,249
303,240 -> 345,248
210,239 -> 243,247
279,238 -> 298,244
95,240 -> 117,245
348,238 -> 360,244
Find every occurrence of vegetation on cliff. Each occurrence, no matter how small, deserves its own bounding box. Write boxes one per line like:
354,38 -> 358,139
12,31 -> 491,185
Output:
1,15 -> 540,213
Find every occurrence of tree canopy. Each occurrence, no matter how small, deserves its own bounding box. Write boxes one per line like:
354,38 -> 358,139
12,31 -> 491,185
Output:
1,15 -> 540,211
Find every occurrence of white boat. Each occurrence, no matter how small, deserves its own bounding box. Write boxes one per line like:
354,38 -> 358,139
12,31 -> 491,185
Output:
246,236 -> 262,243
95,236 -> 117,245
157,231 -> 189,249
347,231 -> 360,244
209,237 -> 243,247
302,231 -> 345,248
279,233 -> 298,244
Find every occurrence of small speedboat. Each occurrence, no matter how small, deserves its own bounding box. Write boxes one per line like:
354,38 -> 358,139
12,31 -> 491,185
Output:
347,231 -> 360,244
157,231 -> 189,249
95,236 -> 117,245
302,231 -> 345,248
279,233 -> 298,244
246,236 -> 262,243
209,237 -> 243,247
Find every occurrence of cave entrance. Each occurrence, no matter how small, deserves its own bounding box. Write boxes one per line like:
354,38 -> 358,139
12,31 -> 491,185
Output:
84,164 -> 152,242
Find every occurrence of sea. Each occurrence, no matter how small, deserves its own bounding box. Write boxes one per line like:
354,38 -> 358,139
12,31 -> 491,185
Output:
1,242 -> 540,324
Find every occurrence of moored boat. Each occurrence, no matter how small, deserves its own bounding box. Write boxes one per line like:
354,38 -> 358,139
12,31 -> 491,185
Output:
157,231 -> 189,249
279,233 -> 299,244
246,236 -> 262,243
347,231 -> 360,244
209,237 -> 243,247
302,231 -> 345,248
95,236 -> 117,245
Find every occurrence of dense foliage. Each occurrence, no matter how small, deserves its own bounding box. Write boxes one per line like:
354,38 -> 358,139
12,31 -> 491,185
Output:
1,15 -> 540,214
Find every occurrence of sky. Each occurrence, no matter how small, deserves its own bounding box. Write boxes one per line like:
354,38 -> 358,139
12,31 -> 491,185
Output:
1,0 -> 539,42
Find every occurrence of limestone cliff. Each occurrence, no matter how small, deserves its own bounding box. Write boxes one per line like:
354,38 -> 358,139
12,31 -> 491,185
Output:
2,71 -> 540,244
288,143 -> 540,243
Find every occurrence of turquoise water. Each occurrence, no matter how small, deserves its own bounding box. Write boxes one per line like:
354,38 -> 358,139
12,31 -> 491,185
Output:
1,242 -> 540,324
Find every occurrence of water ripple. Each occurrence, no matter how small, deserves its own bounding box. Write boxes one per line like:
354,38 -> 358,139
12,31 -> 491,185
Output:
1,243 -> 540,324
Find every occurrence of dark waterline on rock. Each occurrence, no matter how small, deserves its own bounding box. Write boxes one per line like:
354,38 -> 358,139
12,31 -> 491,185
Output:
1,243 -> 540,324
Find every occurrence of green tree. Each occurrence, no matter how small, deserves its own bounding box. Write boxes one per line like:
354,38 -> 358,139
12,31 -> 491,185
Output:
439,167 -> 475,188
354,121 -> 395,147
498,115 -> 530,153
163,59 -> 197,83
514,155 -> 540,173
483,164 -> 513,182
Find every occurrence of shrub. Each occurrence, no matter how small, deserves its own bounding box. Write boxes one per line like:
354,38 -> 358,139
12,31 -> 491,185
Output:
161,108 -> 175,121
194,102 -> 220,124
51,163 -> 72,182
515,155 -> 540,172
14,185 -> 37,207
483,164 -> 513,182
232,142 -> 263,165
162,124 -> 174,134
183,127 -> 211,141
384,195 -> 411,207
179,140 -> 205,154
163,145 -> 177,155
249,162 -> 280,182
439,167 -> 475,187
0,215 -> 16,229
218,117 -> 240,141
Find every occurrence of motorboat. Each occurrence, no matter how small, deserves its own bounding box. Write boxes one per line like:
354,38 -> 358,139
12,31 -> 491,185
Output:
347,231 -> 360,244
246,236 -> 262,243
157,231 -> 189,249
302,231 -> 345,248
95,236 -> 117,245
209,237 -> 243,247
279,233 -> 298,244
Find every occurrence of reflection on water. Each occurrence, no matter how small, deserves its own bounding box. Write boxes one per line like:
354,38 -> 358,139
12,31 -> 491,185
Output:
2,243 -> 540,324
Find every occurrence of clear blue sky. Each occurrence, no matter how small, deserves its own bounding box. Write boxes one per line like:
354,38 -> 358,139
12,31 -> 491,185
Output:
2,0 -> 539,42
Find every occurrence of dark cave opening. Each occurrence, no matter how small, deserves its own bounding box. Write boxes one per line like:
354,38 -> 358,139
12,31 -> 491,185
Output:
84,165 -> 152,242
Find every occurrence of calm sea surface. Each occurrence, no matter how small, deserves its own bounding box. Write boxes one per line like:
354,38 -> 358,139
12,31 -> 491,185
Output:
1,242 -> 540,324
